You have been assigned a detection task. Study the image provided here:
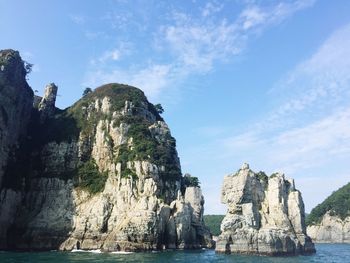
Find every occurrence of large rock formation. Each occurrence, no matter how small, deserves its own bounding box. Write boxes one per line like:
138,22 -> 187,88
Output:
0,49 -> 33,187
215,163 -> 315,255
0,49 -> 212,251
0,50 -> 33,247
306,182 -> 350,243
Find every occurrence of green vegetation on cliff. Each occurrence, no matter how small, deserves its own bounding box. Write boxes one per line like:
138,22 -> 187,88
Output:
76,160 -> 108,194
182,174 -> 200,188
203,215 -> 225,236
34,83 -> 163,145
306,182 -> 350,225
3,83 -> 181,194
255,171 -> 268,184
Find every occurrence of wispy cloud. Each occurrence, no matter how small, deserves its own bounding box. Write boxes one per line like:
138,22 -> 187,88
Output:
222,23 -> 350,169
69,14 -> 86,25
238,0 -> 316,31
84,63 -> 177,101
84,1 -> 315,102
159,0 -> 315,73
201,1 -> 223,17
200,23 -> 350,212
223,106 -> 350,173
263,23 -> 350,130
160,13 -> 240,72
90,42 -> 133,65
177,22 -> 350,213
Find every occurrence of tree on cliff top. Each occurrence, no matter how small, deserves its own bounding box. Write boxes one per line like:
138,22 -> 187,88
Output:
183,173 -> 200,188
82,87 -> 92,96
154,103 -> 164,114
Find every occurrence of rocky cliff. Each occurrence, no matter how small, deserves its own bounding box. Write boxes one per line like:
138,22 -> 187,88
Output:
0,49 -> 212,251
307,213 -> 350,243
306,182 -> 350,243
0,50 -> 34,248
215,163 -> 315,255
0,49 -> 33,187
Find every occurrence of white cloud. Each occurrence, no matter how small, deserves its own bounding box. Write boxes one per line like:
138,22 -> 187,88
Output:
224,107 -> 350,173
239,6 -> 267,30
90,50 -> 120,65
221,23 -> 350,170
159,1 -> 315,73
161,19 -> 238,72
264,23 -> 350,130
84,63 -> 174,101
201,1 -> 223,17
202,105 -> 350,213
91,43 -> 133,65
238,0 -> 316,31
85,1 -> 315,104
180,22 -> 350,214
70,14 -> 86,25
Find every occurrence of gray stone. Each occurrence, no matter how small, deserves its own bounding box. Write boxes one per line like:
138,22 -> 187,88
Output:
38,83 -> 58,121
307,213 -> 350,243
216,164 -> 315,255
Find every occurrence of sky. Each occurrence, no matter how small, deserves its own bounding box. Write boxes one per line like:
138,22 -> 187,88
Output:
1,0 -> 350,214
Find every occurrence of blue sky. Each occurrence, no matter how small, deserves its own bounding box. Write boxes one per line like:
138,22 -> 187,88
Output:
1,0 -> 350,214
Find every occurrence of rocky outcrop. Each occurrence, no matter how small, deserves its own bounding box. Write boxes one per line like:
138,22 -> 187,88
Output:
307,213 -> 350,243
0,50 -> 33,247
215,163 -> 315,255
38,83 -> 58,121
0,66 -> 212,252
0,49 -> 33,187
306,182 -> 350,243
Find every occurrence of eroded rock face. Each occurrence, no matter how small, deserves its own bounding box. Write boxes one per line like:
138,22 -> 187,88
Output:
215,163 -> 315,255
0,49 -> 33,247
0,77 -> 212,251
307,213 -> 350,243
38,83 -> 58,121
0,49 -> 33,187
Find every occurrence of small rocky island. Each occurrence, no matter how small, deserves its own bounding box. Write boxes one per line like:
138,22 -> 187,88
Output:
215,163 -> 315,255
0,49 -> 212,251
307,182 -> 350,243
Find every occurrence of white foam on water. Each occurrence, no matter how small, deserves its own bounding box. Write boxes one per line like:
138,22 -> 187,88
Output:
111,251 -> 134,255
71,249 -> 102,253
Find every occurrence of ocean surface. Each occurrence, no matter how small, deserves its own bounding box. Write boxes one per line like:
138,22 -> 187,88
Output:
1,244 -> 349,263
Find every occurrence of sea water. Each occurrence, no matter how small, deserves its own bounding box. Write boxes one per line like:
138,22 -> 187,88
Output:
0,244 -> 349,262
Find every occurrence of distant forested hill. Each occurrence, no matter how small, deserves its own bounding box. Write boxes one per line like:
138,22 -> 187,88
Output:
204,215 -> 224,236
307,182 -> 350,225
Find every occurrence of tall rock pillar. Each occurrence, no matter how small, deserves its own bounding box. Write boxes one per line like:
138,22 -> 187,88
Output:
38,83 -> 58,121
